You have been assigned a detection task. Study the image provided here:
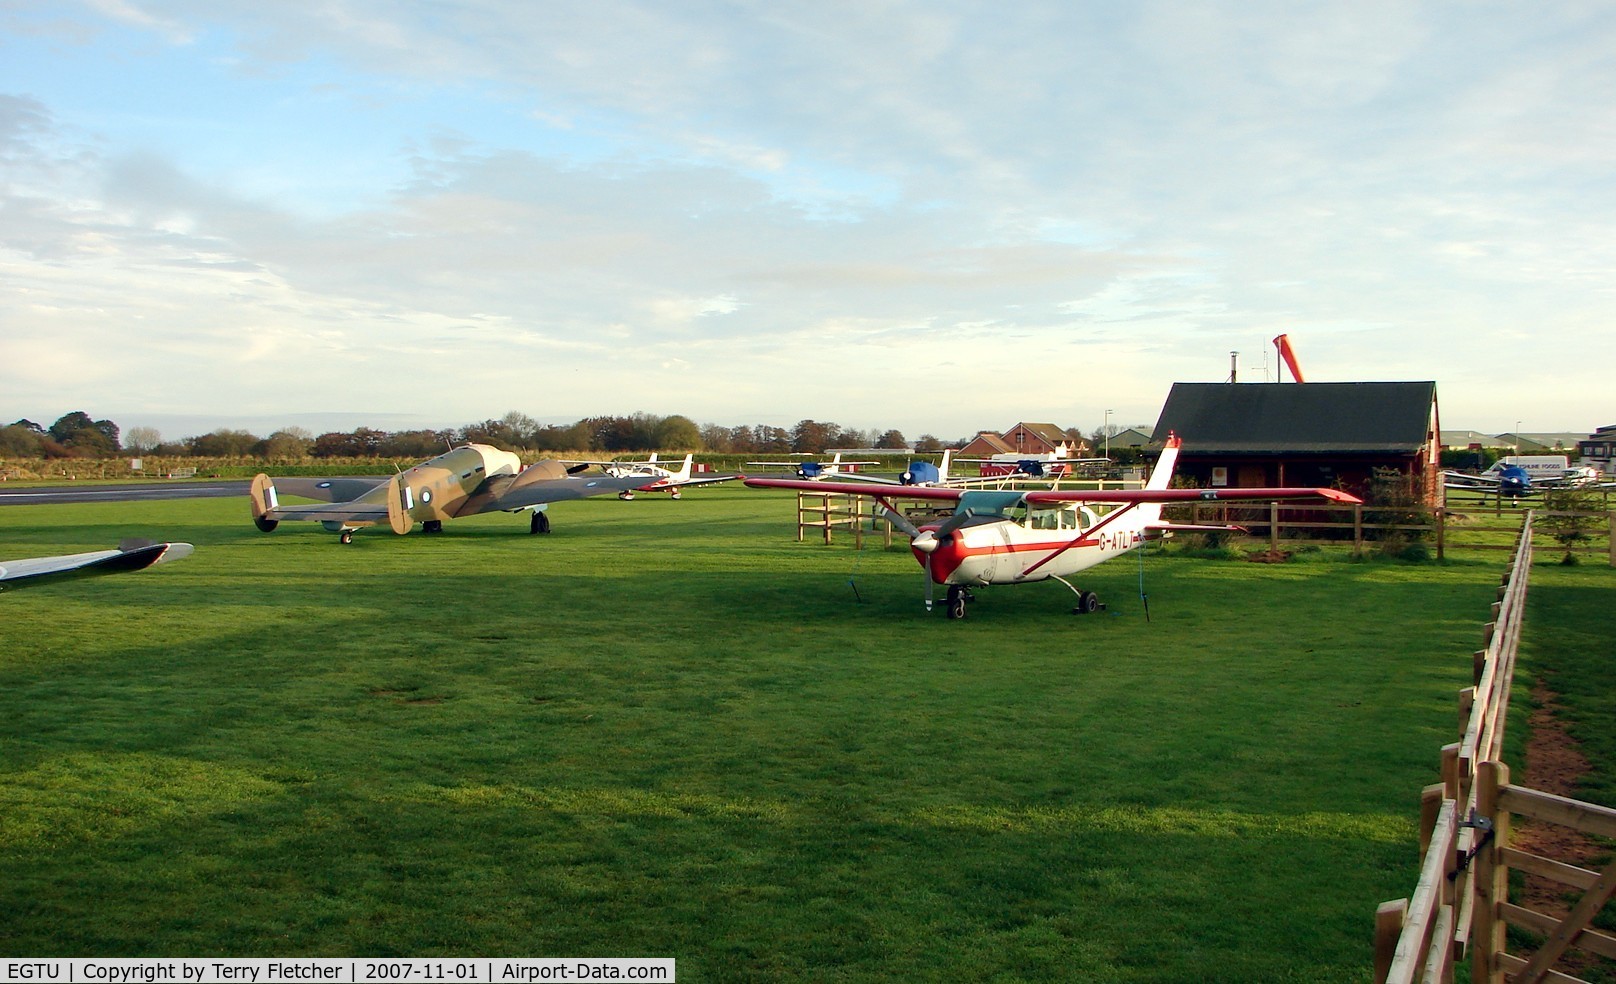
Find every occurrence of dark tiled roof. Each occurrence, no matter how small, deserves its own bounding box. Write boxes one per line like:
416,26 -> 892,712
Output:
1150,382 -> 1437,454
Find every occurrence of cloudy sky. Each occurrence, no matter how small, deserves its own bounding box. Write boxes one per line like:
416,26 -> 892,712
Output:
2,1 -> 1612,442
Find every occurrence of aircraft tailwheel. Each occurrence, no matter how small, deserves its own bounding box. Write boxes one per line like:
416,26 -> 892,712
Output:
1073,590 -> 1099,615
340,531 -> 354,545
619,491 -> 634,500
423,520 -> 443,534
530,512 -> 551,535
946,585 -> 968,620
671,491 -> 681,500
254,516 -> 279,533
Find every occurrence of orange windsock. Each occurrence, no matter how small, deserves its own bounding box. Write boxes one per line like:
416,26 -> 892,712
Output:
1273,334 -> 1304,382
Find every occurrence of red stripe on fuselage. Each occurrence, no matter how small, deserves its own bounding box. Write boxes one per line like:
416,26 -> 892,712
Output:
912,527 -> 1112,584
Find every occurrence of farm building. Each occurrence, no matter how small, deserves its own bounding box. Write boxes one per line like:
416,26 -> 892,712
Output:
958,423 -> 1091,458
1147,381 -> 1443,502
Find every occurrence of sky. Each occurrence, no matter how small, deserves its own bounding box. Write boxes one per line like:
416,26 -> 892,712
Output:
2,1 -> 1613,444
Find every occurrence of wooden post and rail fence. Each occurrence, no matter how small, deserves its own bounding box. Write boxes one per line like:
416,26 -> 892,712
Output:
1374,512 -> 1616,984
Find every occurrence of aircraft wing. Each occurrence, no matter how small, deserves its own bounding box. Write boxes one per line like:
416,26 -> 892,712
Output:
654,473 -> 741,489
744,478 -> 965,500
460,473 -> 659,514
745,478 -> 1360,505
1443,470 -> 1499,488
1022,487 -> 1362,505
261,501 -> 393,524
0,540 -> 194,591
263,477 -> 387,502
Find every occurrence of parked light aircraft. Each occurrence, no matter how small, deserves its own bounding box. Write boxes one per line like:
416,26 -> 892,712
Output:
819,450 -> 957,487
745,435 -> 1360,619
249,444 -> 650,543
0,539 -> 193,592
1443,457 -> 1607,498
571,453 -> 740,499
744,452 -> 879,481
957,451 -> 1112,480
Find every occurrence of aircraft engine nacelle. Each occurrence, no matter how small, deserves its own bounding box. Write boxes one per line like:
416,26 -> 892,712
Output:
902,461 -> 940,486
508,460 -> 571,489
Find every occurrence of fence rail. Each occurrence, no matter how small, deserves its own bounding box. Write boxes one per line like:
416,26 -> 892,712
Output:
1375,512 -> 1616,984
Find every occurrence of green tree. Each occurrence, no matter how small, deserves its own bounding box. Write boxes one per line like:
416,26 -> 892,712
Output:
1541,487 -> 1604,564
791,420 -> 838,453
379,430 -> 450,458
48,411 -> 120,455
262,428 -> 314,458
0,424 -> 43,457
654,414 -> 702,450
192,429 -> 261,457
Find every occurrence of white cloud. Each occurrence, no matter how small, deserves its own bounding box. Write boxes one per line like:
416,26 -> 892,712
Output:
2,1 -> 1615,436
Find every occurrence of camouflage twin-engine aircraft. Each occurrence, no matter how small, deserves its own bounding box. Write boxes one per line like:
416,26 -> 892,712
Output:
249,444 -> 651,543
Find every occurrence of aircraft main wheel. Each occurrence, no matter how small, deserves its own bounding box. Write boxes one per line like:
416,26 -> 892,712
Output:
340,531 -> 354,545
1073,590 -> 1099,615
946,585 -> 968,620
530,512 -> 551,535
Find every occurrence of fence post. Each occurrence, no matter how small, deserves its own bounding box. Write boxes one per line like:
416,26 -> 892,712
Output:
1354,503 -> 1364,556
1609,510 -> 1615,567
1470,760 -> 1508,984
1269,501 -> 1279,552
1375,899 -> 1408,984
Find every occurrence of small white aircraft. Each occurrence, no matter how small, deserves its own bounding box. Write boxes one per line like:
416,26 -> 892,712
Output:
1443,456 -> 1610,498
0,539 -> 193,592
580,453 -> 740,500
743,452 -> 880,481
956,451 -> 1112,480
817,450 -> 958,487
746,435 -> 1360,619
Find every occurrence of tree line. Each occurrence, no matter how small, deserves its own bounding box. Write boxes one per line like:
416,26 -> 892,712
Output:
0,410 -> 981,459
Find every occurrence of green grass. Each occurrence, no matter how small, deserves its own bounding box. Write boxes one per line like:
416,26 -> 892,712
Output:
0,488 -> 1606,981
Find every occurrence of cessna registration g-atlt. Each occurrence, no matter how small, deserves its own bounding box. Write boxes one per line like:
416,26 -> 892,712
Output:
249,444 -> 650,543
745,435 -> 1361,619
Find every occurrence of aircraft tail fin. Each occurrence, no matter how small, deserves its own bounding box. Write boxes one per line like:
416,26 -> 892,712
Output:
1145,434 -> 1181,491
249,474 -> 280,532
1140,433 -> 1182,525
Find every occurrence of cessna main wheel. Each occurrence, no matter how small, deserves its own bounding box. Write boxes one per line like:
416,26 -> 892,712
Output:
1073,590 -> 1100,615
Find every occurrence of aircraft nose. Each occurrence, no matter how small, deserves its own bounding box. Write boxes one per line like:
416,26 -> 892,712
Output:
912,531 -> 940,554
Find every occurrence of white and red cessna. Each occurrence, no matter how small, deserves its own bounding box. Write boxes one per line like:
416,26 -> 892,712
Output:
744,435 -> 1361,619
585,453 -> 740,499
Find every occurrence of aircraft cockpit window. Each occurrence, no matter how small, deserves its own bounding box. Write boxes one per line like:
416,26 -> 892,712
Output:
1027,506 -> 1083,531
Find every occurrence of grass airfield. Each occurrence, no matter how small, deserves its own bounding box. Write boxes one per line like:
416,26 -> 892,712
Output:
0,486 -> 1565,980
